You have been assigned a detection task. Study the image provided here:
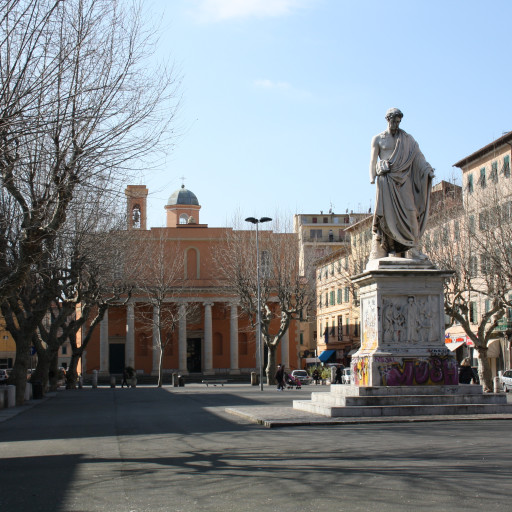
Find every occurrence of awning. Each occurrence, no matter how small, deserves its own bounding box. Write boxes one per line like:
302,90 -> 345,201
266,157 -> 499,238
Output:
318,349 -> 336,363
486,338 -> 502,358
445,341 -> 465,352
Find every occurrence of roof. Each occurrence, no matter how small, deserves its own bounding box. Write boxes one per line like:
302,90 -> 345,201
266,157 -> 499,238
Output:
167,185 -> 199,206
453,131 -> 512,169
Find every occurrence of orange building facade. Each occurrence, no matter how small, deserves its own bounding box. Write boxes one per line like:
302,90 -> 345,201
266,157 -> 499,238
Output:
83,185 -> 300,377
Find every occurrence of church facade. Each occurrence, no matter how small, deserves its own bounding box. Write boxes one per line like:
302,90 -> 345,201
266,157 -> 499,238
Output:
82,185 -> 299,377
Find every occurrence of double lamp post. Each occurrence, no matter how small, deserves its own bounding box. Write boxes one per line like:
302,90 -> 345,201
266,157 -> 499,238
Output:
245,216 -> 272,391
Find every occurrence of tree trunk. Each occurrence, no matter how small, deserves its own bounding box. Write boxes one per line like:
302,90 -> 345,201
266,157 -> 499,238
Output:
157,346 -> 163,388
476,349 -> 493,392
266,343 -> 277,385
49,352 -> 59,391
66,349 -> 82,389
13,339 -> 30,406
32,350 -> 52,395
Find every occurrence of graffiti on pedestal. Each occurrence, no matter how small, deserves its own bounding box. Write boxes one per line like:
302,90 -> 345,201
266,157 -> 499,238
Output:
353,356 -> 370,386
377,356 -> 458,386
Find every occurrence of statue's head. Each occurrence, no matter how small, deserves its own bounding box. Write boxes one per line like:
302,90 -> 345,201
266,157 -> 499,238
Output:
385,107 -> 403,121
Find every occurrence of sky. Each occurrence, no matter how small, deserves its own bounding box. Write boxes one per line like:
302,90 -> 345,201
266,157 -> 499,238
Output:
138,0 -> 512,230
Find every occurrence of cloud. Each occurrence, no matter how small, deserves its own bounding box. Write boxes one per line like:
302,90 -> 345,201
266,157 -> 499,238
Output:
191,0 -> 312,22
253,78 -> 313,99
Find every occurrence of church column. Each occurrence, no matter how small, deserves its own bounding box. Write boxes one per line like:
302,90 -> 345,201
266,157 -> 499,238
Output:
203,302 -> 214,375
99,310 -> 109,375
152,305 -> 160,376
229,302 -> 240,374
178,304 -> 187,373
281,327 -> 289,369
126,302 -> 135,368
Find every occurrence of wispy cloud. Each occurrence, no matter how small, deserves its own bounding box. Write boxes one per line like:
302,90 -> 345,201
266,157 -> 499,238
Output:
253,78 -> 313,100
190,0 -> 313,23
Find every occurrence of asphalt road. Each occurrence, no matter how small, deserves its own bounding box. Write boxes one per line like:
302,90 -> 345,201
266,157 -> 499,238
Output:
0,384 -> 511,512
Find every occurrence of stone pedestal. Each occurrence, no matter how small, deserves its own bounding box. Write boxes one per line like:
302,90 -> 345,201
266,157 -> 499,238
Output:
350,257 -> 457,387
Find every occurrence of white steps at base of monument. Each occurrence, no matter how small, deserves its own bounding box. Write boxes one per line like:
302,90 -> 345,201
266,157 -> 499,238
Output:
293,385 -> 512,418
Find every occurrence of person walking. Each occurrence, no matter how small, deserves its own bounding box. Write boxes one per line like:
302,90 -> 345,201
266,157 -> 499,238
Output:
459,358 -> 475,384
275,364 -> 285,391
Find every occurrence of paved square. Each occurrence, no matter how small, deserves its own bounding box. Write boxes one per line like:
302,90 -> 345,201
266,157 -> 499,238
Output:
1,384 -> 511,512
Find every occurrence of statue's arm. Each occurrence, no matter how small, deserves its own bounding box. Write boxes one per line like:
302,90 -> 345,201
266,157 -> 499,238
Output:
369,135 -> 379,184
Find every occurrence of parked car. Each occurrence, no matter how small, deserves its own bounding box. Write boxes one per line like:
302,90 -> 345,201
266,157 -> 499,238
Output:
0,369 -> 9,383
342,368 -> 352,385
500,369 -> 512,392
291,369 -> 312,385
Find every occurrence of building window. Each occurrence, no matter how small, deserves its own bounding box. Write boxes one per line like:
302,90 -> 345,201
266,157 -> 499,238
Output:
470,256 -> 478,277
503,156 -> 510,178
62,345 -> 67,355
469,215 -> 475,234
467,174 -> 473,194
479,211 -> 488,231
325,293 -> 328,307
344,287 -> 350,303
490,161 -> 498,183
323,217 -> 328,223
469,301 -> 477,324
345,317 -> 350,335
179,213 -> 188,224
337,316 -> 343,341
312,217 -> 317,223
299,332 -> 304,345
337,288 -> 342,304
479,167 -> 486,188
310,229 -> 322,240
330,290 -> 335,306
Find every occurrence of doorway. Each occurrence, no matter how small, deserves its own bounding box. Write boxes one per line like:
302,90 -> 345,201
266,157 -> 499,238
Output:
109,343 -> 125,374
187,338 -> 202,373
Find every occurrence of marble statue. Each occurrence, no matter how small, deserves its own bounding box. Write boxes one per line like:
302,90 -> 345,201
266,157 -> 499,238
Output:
369,108 -> 434,260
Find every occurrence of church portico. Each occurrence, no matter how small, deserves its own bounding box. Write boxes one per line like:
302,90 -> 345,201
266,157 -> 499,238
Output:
83,183 -> 300,380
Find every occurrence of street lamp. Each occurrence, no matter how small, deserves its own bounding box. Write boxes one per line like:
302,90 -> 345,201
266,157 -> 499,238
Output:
245,216 -> 272,391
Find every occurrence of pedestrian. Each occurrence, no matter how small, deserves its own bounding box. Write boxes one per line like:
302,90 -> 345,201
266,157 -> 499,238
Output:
335,366 -> 342,384
275,364 -> 285,391
122,368 -> 128,388
459,358 -> 475,384
312,368 -> 320,385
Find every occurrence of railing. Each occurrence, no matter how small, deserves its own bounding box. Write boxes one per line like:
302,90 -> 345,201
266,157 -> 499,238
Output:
304,235 -> 348,243
496,319 -> 512,332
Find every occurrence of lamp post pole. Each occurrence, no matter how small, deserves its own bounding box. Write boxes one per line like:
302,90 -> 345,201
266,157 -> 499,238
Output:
245,216 -> 272,391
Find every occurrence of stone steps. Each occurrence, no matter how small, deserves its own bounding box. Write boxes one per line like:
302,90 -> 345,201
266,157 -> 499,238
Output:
310,392 -> 506,407
293,399 -> 512,418
293,384 -> 512,418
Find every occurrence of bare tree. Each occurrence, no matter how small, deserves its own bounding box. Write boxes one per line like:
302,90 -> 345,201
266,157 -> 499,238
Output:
0,0 -> 179,401
424,192 -> 507,392
130,232 -> 196,387
216,217 -> 316,385
0,0 -> 180,301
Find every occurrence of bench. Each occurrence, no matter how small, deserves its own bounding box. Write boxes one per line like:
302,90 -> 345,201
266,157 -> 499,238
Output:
202,379 -> 228,387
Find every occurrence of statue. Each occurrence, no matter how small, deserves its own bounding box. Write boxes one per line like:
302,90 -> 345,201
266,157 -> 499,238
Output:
369,108 -> 434,260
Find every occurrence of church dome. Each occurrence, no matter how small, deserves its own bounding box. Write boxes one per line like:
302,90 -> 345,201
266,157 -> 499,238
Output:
167,185 -> 199,206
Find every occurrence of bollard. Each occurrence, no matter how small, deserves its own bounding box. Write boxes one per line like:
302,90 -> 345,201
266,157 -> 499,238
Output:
494,376 -> 500,393
92,370 -> 98,389
172,373 -> 178,387
110,375 -> 116,388
250,372 -> 258,386
78,374 -> 83,389
178,375 -> 185,387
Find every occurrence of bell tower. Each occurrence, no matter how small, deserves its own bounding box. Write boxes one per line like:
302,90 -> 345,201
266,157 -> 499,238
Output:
125,185 -> 149,230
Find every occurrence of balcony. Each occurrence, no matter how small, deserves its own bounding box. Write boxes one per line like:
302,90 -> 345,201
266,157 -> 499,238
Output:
496,319 -> 512,332
304,235 -> 348,243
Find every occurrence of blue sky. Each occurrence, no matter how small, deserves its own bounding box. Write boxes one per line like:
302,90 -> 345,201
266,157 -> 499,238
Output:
140,0 -> 512,229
